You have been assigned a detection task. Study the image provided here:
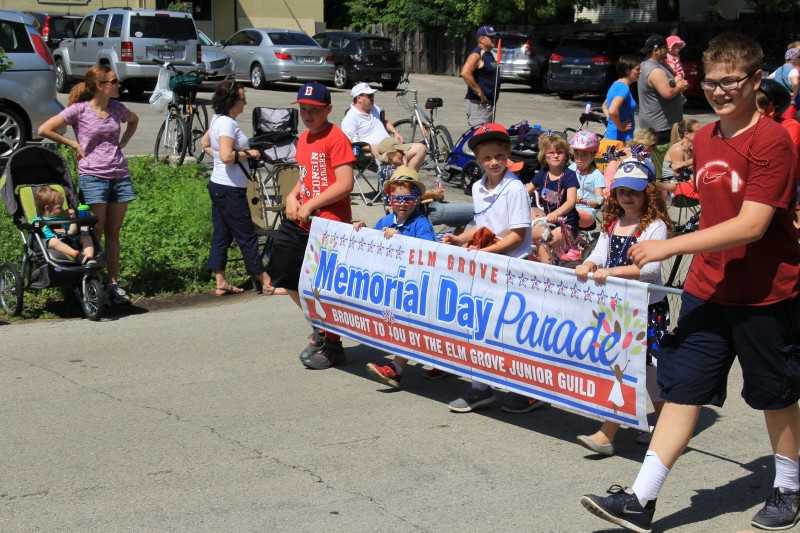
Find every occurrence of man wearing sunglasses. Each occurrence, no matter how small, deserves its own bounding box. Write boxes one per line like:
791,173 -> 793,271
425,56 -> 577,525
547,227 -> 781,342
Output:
582,33 -> 800,533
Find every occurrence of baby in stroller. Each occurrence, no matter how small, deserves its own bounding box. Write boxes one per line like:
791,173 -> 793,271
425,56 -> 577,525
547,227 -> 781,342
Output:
33,185 -> 96,266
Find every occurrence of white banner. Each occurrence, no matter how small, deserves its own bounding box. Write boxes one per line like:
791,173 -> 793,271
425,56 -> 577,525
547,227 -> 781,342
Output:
300,219 -> 650,430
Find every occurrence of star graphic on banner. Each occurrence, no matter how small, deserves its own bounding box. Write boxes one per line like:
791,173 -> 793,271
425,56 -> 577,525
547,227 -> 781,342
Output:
597,288 -> 608,303
348,234 -> 357,247
320,231 -> 329,245
377,243 -> 385,256
382,308 -> 395,324
357,238 -> 365,251
367,241 -> 375,253
569,283 -> 580,299
530,276 -> 541,290
396,246 -> 404,259
543,278 -> 553,294
613,292 -> 623,305
557,280 -> 567,296
518,273 -> 529,288
506,270 -> 517,286
584,287 -> 595,302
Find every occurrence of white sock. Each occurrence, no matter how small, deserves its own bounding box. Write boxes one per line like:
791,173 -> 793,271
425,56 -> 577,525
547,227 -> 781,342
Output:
631,450 -> 670,507
774,454 -> 800,492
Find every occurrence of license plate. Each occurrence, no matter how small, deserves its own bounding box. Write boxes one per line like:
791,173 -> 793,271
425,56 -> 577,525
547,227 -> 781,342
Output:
159,50 -> 175,60
300,56 -> 318,64
570,68 -> 583,75
381,72 -> 392,80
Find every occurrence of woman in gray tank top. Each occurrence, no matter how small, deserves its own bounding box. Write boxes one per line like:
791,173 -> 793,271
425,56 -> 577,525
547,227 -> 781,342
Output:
638,35 -> 689,145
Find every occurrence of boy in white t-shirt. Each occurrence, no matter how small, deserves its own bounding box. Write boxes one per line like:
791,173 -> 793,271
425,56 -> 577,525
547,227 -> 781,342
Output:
443,123 -> 541,414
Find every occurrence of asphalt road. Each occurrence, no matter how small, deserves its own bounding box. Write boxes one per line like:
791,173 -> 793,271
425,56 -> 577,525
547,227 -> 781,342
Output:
0,78 -> 766,533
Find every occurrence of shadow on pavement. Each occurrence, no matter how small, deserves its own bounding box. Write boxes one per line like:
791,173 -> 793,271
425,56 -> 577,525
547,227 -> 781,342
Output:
340,344 -> 721,463
654,455 -> 771,531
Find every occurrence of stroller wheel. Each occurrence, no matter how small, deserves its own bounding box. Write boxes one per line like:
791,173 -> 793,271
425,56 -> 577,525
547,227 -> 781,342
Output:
0,263 -> 23,316
462,161 -> 482,195
80,277 -> 106,321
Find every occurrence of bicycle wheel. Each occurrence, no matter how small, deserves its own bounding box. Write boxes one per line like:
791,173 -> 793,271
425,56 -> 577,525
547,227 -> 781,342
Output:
431,125 -> 454,164
187,103 -> 209,163
392,118 -> 424,144
154,112 -> 188,166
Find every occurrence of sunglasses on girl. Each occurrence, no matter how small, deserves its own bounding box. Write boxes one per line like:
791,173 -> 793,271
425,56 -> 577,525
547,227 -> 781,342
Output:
389,194 -> 419,204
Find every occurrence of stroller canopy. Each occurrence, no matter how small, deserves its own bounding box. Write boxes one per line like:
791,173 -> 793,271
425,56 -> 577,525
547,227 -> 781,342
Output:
0,145 -> 73,219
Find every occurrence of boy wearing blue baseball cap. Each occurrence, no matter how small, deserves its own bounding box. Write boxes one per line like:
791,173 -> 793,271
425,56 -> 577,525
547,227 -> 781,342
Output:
267,81 -> 356,370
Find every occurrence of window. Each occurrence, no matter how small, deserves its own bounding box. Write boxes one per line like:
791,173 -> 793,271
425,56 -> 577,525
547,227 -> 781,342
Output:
225,31 -> 249,46
0,21 -> 33,52
246,31 -> 262,46
197,30 -> 213,46
361,38 -> 393,51
314,35 -> 328,48
74,17 -> 91,39
91,14 -> 108,38
130,15 -> 196,40
108,15 -> 123,38
267,32 -> 317,46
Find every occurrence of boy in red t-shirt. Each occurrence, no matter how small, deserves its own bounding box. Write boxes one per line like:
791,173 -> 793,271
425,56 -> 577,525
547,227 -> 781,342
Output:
267,81 -> 355,370
582,33 -> 800,532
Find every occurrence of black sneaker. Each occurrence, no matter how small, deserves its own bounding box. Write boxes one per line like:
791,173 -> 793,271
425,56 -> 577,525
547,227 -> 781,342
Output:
109,283 -> 130,305
501,393 -> 545,414
303,340 -> 346,370
581,484 -> 655,533
298,328 -> 325,365
751,487 -> 800,530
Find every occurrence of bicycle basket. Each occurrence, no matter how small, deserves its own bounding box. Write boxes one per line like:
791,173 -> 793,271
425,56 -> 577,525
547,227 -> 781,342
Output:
169,72 -> 202,97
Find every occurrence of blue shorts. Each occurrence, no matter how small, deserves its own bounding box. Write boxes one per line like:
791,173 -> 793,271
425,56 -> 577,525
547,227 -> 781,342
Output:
658,292 -> 800,410
79,175 -> 135,205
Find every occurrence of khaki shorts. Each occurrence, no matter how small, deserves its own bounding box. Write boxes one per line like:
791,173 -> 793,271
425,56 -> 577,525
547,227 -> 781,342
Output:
465,99 -> 493,127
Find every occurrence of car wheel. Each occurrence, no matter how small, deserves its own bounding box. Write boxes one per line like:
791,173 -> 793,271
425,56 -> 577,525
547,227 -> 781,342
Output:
0,106 -> 26,157
382,79 -> 399,91
54,59 -> 71,94
250,64 -> 267,90
333,65 -> 350,89
125,84 -> 145,100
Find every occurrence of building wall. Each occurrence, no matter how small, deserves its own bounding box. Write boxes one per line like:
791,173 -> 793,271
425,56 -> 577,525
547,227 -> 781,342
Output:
235,0 -> 323,37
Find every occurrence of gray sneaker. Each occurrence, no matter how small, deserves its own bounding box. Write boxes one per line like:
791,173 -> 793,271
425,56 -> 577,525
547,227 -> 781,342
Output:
303,340 -> 345,370
298,328 -> 325,365
751,487 -> 800,530
448,387 -> 495,413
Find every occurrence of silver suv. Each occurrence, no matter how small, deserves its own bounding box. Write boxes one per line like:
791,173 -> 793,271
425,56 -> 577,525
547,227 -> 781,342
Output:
0,10 -> 63,156
53,7 -> 200,97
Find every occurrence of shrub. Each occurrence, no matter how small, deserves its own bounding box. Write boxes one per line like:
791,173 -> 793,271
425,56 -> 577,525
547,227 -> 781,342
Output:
0,154 -> 249,312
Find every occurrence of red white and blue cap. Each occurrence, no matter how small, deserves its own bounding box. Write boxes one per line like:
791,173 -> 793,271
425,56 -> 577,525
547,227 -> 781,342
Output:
294,81 -> 331,107
611,156 -> 656,192
467,122 -> 510,151
476,25 -> 497,37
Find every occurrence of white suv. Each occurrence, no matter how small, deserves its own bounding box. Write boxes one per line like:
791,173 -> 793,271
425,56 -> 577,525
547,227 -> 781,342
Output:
53,7 -> 200,97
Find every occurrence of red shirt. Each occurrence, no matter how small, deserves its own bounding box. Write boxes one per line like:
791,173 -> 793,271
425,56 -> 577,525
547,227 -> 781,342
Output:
685,116 -> 800,306
777,115 -> 800,174
296,123 -> 355,231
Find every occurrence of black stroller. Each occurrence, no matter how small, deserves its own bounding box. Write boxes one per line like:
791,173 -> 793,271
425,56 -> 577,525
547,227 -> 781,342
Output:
0,145 -> 106,320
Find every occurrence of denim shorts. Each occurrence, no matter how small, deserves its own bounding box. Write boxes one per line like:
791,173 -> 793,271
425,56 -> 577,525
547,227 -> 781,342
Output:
79,175 -> 136,205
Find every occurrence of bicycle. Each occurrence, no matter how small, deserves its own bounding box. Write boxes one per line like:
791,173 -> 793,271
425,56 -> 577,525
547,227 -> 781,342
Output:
391,77 -> 454,178
152,61 -> 209,166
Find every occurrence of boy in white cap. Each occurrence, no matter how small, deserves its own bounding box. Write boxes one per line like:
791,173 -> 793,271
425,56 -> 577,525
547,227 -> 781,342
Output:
340,82 -> 427,170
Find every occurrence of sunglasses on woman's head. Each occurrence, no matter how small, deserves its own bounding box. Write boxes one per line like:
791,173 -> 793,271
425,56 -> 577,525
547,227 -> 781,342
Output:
389,194 -> 418,205
100,78 -> 119,85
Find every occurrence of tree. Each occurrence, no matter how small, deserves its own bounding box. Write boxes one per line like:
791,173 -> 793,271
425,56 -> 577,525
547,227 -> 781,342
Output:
341,0 -> 642,34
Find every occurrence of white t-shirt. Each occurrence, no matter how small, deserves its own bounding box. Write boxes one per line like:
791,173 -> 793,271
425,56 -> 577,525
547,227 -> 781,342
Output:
209,114 -> 250,188
584,219 -> 668,304
471,171 -> 533,259
340,104 -> 390,145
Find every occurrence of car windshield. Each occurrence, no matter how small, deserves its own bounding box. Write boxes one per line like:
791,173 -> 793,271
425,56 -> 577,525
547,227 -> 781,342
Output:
498,35 -> 527,49
557,39 -> 606,57
362,38 -> 392,51
268,32 -> 317,46
130,15 -> 196,40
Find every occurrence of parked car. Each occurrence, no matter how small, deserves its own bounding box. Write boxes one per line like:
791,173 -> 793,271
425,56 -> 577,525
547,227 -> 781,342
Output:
24,12 -> 81,50
496,31 -> 551,91
679,44 -> 704,101
53,7 -> 201,97
0,10 -> 63,156
217,28 -> 334,89
312,30 -> 403,90
546,32 -> 640,99
197,30 -> 232,82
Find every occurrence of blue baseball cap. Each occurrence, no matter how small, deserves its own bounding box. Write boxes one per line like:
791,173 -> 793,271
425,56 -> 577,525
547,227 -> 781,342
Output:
476,25 -> 497,38
611,157 -> 656,192
294,81 -> 331,107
